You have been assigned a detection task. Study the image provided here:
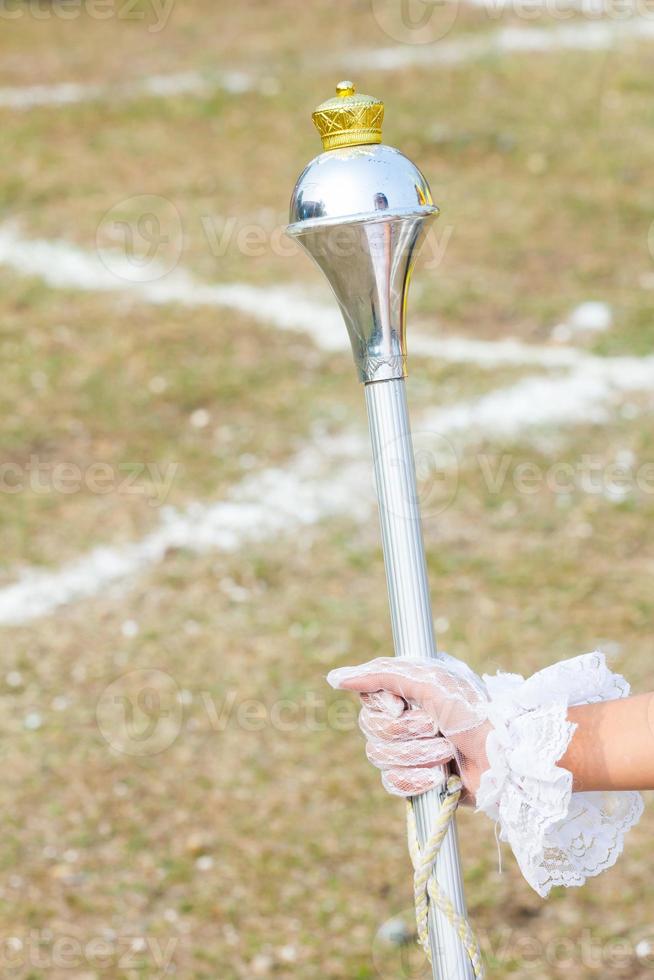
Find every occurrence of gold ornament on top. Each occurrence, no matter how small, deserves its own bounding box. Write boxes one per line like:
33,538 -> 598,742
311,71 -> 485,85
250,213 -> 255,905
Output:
312,81 -> 384,151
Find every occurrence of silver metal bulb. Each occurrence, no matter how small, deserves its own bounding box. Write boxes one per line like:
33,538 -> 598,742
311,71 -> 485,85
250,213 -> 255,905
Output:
287,143 -> 439,383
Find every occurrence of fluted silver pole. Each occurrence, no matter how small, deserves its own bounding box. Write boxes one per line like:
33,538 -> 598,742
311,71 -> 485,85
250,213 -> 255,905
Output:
365,378 -> 474,980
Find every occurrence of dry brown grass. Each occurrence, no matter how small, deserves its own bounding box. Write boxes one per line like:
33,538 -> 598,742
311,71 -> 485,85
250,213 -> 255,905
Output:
2,417 -> 654,977
1,2 -> 654,977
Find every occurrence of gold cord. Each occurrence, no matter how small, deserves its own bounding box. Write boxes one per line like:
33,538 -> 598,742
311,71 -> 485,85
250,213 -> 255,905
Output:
406,775 -> 485,978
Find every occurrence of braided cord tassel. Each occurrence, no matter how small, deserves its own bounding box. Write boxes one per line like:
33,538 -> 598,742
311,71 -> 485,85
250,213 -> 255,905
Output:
406,775 -> 485,979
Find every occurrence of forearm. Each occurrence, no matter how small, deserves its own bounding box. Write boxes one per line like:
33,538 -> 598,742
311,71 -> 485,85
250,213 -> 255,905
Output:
561,693 -> 654,791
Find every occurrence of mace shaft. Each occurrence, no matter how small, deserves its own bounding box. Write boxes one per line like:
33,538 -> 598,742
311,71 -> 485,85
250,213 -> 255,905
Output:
364,378 -> 475,980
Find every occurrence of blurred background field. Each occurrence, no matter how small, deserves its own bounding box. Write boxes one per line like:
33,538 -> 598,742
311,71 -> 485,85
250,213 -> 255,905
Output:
1,0 -> 654,976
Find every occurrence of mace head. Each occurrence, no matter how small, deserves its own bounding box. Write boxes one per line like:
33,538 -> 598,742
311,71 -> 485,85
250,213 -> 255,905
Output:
287,81 -> 439,384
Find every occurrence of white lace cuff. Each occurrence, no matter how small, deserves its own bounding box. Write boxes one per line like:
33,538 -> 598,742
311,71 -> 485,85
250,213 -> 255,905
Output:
476,651 -> 644,897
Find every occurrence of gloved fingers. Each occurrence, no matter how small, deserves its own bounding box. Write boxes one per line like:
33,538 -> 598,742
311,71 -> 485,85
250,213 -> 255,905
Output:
328,656 -> 488,735
360,689 -> 406,718
359,702 -> 437,741
366,736 -> 455,770
381,766 -> 448,798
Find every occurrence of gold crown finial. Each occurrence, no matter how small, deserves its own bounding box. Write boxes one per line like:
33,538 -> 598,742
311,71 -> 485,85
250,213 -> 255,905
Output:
312,81 -> 384,151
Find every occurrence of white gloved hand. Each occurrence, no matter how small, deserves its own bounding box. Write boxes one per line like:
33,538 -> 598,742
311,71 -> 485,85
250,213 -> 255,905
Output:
328,652 -> 490,801
328,650 -> 643,897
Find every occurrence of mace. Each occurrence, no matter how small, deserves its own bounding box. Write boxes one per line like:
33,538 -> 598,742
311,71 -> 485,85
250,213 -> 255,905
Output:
287,82 -> 480,979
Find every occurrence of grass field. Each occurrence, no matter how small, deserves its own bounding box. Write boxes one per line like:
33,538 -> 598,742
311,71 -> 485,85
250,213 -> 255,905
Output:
1,1 -> 654,977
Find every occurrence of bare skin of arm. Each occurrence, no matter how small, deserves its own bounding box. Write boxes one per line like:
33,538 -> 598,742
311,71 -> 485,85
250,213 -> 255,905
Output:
562,693 -> 654,792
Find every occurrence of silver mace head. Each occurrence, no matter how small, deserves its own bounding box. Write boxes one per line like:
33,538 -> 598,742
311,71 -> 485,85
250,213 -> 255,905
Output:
287,80 -> 439,384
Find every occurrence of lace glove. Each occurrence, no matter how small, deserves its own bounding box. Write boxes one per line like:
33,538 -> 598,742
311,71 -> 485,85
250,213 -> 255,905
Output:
327,651 -> 644,897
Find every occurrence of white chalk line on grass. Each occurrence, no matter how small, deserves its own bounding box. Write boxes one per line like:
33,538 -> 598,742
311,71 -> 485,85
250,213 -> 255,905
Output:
0,357 -> 652,626
350,17 -> 654,71
0,224 -> 652,624
422,358 -> 654,437
463,0 -> 641,13
0,12 -> 652,115
0,69 -> 269,111
0,224 -> 628,372
0,433 -> 371,626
